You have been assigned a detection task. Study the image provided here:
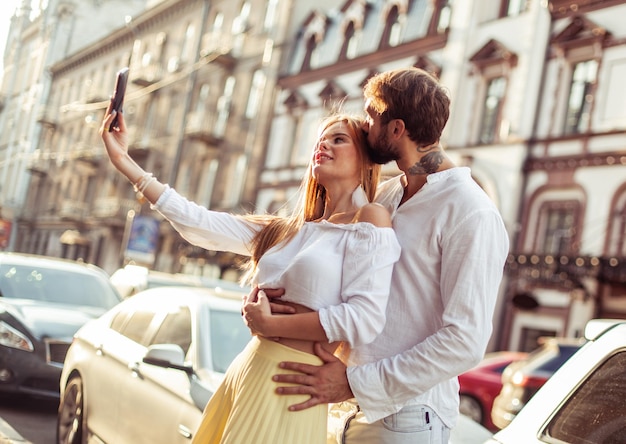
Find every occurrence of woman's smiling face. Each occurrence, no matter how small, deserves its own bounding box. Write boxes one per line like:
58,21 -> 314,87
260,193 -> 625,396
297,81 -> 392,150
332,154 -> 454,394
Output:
311,121 -> 361,186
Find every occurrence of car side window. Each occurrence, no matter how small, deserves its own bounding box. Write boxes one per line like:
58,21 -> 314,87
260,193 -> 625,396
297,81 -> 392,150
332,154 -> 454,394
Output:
150,307 -> 192,356
209,309 -> 250,373
115,309 -> 156,346
543,350 -> 626,443
110,310 -> 132,333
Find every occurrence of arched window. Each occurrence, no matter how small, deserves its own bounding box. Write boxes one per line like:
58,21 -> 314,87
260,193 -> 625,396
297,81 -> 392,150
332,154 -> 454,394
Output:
301,34 -> 319,71
379,5 -> 402,49
606,187 -> 626,257
245,70 -> 266,119
469,39 -> 518,144
550,16 -> 608,137
428,0 -> 452,34
564,59 -> 597,135
214,76 -> 236,138
339,21 -> 357,60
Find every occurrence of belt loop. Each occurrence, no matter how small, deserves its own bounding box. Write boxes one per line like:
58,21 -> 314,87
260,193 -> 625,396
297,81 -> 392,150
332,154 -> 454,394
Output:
425,411 -> 430,424
341,404 -> 360,444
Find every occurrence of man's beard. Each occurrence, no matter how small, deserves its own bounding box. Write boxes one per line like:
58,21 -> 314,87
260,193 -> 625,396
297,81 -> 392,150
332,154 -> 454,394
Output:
367,131 -> 400,165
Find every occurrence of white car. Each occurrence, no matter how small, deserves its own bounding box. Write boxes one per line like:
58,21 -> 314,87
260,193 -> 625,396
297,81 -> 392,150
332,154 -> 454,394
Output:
486,319 -> 626,444
57,286 -> 251,444
110,264 -> 246,298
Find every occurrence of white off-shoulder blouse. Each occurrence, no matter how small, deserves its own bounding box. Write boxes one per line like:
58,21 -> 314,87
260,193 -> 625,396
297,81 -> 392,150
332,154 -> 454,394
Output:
153,185 -> 401,352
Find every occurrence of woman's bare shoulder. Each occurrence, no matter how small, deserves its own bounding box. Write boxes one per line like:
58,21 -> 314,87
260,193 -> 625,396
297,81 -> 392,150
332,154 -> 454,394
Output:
355,203 -> 392,228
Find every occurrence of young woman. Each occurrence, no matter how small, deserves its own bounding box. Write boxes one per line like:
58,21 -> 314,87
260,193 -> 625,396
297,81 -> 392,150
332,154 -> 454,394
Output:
100,104 -> 400,444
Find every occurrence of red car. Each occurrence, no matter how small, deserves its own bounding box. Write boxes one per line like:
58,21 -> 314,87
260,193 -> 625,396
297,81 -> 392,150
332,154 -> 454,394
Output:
458,351 -> 528,431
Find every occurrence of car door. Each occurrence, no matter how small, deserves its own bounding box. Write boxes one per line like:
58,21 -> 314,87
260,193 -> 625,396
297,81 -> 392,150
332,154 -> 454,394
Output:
488,323 -> 626,444
116,303 -> 201,443
85,305 -> 157,443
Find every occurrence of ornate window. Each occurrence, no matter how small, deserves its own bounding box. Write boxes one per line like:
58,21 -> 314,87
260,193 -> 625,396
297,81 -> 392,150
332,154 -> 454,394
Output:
302,35 -> 317,71
478,76 -> 507,144
550,16 -> 609,136
196,159 -> 218,209
232,1 -> 251,56
469,39 -> 517,144
338,0 -> 369,60
339,21 -> 357,60
205,12 -> 224,54
297,11 -> 329,72
180,24 -> 195,63
564,59 -> 597,135
214,76 -> 235,138
535,201 -> 582,255
379,4 -> 404,49
522,186 -> 585,255
264,0 -> 278,33
606,187 -> 626,257
428,0 -> 452,35
245,69 -> 266,119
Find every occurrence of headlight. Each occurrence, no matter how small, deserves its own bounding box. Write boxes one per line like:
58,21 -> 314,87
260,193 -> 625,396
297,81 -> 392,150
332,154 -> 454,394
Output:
0,321 -> 34,352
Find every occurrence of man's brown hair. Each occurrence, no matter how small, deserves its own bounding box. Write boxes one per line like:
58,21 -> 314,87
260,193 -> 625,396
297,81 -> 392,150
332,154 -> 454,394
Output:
363,67 -> 450,148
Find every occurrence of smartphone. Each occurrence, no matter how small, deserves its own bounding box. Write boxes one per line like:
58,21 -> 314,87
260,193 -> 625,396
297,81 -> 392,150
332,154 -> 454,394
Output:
108,67 -> 129,132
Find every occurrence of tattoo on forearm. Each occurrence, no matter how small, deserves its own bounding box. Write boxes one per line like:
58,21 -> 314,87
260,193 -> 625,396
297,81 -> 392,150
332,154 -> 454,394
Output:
408,151 -> 443,175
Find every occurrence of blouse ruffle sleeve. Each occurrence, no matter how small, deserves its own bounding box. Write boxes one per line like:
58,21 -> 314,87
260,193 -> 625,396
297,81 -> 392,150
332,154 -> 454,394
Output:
318,224 -> 400,349
152,186 -> 261,256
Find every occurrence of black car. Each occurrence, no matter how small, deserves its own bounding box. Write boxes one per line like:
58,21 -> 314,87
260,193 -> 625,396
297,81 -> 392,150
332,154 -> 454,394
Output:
0,253 -> 122,399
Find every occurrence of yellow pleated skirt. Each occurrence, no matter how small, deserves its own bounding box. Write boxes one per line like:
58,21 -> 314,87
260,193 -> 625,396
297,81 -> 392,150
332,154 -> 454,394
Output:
192,336 -> 327,444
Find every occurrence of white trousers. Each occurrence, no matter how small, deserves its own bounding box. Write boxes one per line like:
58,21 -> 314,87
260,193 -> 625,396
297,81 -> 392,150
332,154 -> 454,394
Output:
328,400 -> 450,444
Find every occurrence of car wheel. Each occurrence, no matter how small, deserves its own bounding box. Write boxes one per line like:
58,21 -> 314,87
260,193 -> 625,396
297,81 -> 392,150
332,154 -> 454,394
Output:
459,394 -> 483,425
57,376 -> 86,444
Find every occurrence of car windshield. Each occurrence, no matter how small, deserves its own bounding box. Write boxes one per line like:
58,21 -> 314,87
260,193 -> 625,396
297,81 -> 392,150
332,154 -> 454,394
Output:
0,263 -> 121,309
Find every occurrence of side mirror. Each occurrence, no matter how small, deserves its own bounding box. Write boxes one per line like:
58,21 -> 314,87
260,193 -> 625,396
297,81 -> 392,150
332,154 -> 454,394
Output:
142,343 -> 193,375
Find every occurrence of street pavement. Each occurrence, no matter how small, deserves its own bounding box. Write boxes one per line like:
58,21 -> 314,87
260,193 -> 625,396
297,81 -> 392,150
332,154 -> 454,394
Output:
0,416 -> 28,443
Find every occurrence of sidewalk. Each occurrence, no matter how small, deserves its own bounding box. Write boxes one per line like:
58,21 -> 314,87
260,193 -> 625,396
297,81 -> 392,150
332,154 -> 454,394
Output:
0,417 -> 29,443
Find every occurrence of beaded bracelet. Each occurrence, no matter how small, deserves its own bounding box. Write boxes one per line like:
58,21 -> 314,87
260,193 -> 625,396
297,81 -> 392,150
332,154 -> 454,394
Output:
138,176 -> 156,194
133,172 -> 153,194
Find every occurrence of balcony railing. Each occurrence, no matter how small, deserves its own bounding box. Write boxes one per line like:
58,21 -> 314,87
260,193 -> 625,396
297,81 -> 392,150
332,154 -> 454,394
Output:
92,197 -> 140,220
72,144 -> 104,164
184,111 -> 222,146
36,105 -> 58,128
26,153 -> 49,175
131,62 -> 163,87
59,200 -> 88,221
506,253 -> 626,288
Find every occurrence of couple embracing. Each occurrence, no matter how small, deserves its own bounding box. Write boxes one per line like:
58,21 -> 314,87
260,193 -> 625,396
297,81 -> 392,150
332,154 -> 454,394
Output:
101,67 -> 509,444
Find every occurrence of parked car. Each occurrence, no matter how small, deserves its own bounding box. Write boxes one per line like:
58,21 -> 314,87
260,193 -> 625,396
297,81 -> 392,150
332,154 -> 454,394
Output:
110,264 -> 245,298
486,319 -> 626,444
458,351 -> 527,431
0,253 -> 122,399
490,336 -> 584,429
57,285 -> 250,444
450,414 -> 494,444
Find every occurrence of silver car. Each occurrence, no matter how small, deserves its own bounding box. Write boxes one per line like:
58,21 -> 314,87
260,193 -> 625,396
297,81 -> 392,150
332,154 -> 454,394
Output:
0,253 -> 122,400
57,286 -> 251,444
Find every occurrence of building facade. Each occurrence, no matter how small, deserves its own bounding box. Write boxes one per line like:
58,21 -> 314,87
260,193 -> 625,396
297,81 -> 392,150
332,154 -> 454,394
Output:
501,0 -> 626,350
12,0 -> 293,278
2,0 -> 625,350
256,0 -> 626,351
0,0 -> 152,253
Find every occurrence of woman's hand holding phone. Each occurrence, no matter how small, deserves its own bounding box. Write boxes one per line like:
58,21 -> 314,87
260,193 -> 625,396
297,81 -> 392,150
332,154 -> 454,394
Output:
108,67 -> 129,132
